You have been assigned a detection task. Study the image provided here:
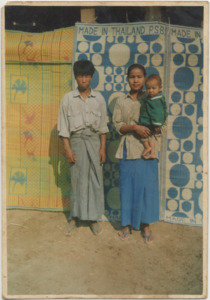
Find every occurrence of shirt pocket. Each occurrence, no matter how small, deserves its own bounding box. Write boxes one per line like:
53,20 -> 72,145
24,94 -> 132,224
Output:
90,109 -> 101,129
67,110 -> 84,130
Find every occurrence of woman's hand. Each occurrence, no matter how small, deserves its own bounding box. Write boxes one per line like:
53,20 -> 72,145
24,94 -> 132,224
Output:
133,125 -> 150,138
154,127 -> 161,134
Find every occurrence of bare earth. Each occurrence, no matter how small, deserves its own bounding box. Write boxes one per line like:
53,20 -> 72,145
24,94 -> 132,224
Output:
5,210 -> 203,298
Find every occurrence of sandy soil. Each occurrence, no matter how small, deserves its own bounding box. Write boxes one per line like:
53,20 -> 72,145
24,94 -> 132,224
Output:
5,210 -> 203,298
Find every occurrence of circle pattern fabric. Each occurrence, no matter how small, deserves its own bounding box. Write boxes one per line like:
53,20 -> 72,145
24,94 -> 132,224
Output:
73,23 -> 203,226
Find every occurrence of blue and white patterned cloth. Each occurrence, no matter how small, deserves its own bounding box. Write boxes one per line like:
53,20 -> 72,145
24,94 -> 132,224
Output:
73,21 -> 203,226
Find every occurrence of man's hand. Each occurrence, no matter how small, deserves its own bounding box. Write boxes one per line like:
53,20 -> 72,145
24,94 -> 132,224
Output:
62,138 -> 76,163
99,148 -> 106,165
99,134 -> 106,165
65,149 -> 76,163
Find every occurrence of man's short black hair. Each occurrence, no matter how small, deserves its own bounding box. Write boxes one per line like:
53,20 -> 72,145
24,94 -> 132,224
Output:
73,60 -> 95,77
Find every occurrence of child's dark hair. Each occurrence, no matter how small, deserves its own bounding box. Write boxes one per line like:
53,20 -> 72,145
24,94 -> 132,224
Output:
127,64 -> 146,77
73,60 -> 95,77
146,74 -> 162,87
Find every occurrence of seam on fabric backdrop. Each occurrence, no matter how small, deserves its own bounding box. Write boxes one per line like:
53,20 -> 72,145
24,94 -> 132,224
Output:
39,64 -> 44,207
159,23 -> 171,221
40,34 -> 45,63
72,24 -> 78,90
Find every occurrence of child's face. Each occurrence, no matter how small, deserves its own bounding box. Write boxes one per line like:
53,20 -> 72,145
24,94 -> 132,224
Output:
128,68 -> 146,93
76,74 -> 92,91
146,79 -> 162,97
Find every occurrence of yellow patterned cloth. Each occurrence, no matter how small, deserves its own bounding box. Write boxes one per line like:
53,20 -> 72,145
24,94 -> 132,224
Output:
6,27 -> 75,211
6,27 -> 75,63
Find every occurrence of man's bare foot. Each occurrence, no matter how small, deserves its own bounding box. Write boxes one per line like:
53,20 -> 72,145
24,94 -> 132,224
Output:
65,219 -> 77,236
90,222 -> 103,235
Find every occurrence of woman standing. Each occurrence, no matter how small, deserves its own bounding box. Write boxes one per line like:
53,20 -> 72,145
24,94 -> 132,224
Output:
113,64 -> 160,243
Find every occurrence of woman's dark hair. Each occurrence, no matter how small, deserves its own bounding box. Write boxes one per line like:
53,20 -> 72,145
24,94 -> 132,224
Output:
73,60 -> 95,77
127,64 -> 146,77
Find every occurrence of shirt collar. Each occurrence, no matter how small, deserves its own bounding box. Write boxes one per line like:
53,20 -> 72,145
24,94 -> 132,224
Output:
127,90 -> 146,100
148,91 -> 163,100
73,88 -> 96,98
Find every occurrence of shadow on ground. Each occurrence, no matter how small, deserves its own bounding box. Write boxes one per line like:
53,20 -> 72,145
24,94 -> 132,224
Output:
6,210 -> 204,297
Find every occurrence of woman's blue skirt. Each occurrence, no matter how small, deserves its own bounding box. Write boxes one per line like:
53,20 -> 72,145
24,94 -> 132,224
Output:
120,142 -> 159,230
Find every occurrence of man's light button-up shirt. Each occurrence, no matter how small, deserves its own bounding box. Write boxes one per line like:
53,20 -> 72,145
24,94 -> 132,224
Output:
57,88 -> 109,137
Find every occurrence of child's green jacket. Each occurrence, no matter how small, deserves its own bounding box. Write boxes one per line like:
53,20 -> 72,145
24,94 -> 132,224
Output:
139,91 -> 168,131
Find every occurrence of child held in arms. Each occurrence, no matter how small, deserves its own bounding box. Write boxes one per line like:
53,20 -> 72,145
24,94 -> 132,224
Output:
139,74 -> 167,159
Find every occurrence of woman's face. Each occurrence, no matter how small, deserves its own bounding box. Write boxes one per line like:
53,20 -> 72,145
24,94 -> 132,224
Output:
128,68 -> 146,92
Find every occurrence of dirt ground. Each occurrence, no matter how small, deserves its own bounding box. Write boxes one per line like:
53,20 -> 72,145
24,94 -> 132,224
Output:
5,210 -> 204,298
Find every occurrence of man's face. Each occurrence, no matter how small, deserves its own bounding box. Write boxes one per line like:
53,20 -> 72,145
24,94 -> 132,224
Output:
76,74 -> 92,91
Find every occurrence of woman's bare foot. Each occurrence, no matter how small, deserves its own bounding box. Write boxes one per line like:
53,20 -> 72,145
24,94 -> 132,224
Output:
118,226 -> 131,240
142,226 -> 154,244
